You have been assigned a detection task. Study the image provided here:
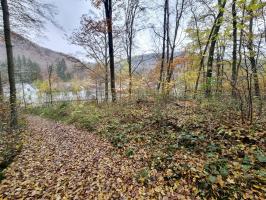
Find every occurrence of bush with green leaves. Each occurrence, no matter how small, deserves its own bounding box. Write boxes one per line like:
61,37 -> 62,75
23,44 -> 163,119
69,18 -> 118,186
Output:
111,133 -> 128,148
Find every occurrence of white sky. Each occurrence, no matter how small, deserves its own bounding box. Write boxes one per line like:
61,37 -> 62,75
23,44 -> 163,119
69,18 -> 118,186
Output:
32,0 -> 90,60
30,0 -> 154,61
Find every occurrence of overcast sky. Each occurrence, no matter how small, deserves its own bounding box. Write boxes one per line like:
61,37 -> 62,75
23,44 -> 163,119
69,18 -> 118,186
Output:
32,0 -> 90,60
30,0 -> 153,61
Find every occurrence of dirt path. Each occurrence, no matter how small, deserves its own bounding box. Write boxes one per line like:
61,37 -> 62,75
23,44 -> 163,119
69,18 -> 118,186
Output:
0,116 -> 141,199
0,116 -> 191,199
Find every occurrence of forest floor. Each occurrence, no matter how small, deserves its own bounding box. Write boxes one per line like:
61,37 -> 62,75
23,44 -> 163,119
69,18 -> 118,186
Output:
0,100 -> 265,199
0,115 -> 191,199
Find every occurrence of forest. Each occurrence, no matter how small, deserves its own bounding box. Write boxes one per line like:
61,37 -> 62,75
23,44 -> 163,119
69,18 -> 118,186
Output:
0,0 -> 265,199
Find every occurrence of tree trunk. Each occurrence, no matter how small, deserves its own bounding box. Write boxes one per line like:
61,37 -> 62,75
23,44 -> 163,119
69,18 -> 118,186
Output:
21,81 -> 26,108
166,1 -> 170,63
231,0 -> 238,97
192,9 -> 203,97
48,65 -> 53,105
104,0 -> 116,102
119,69 -> 122,100
236,1 -> 246,80
128,22 -> 134,97
216,44 -> 225,94
1,0 -> 17,128
157,0 -> 168,91
216,48 -> 221,94
95,79 -> 98,104
194,17 -> 217,96
128,55 -> 132,96
104,31 -> 109,102
105,64 -> 109,102
205,0 -> 227,97
127,23 -> 133,96
165,0 -> 185,92
0,72 -> 3,102
247,8 -> 260,97
125,0 -> 138,97
18,64 -> 27,108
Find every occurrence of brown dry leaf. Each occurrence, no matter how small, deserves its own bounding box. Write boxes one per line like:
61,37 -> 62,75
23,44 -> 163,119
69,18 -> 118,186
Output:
0,116 -> 189,199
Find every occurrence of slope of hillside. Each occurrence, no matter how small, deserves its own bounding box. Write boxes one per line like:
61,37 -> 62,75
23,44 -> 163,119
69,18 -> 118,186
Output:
0,32 -> 185,79
119,52 -> 185,73
0,32 -> 84,78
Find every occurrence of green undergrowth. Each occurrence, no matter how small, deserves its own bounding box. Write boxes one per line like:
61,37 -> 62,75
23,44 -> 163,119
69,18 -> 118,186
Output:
0,102 -> 24,182
27,100 -> 266,199
0,131 -> 23,181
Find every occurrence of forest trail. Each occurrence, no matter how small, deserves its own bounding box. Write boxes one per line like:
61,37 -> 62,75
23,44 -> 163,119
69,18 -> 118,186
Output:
0,116 -> 137,199
0,116 -> 188,199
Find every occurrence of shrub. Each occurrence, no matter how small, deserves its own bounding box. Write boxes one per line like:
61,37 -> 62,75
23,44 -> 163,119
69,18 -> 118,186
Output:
111,133 -> 128,148
125,147 -> 135,157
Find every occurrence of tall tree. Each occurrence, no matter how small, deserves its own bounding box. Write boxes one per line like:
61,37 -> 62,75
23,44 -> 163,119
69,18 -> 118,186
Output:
205,0 -> 227,97
47,64 -> 53,105
157,0 -> 168,91
231,0 -> 238,97
157,0 -> 185,94
0,0 -> 56,127
247,0 -> 260,97
56,59 -> 68,81
16,55 -> 26,107
123,0 -> 142,96
72,15 -> 110,101
193,2 -> 218,96
165,0 -> 185,87
103,0 -> 116,102
1,0 -> 17,128
30,62 -> 41,82
0,71 -> 3,102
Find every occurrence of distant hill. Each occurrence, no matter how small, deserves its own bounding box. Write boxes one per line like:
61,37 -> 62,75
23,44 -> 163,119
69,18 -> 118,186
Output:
119,52 -> 185,73
0,32 -> 184,80
130,53 -> 160,72
0,32 -> 85,78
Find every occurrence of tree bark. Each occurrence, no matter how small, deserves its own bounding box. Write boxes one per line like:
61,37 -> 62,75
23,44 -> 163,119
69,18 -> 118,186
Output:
0,72 -> 3,102
205,0 -> 227,97
48,65 -> 53,105
105,64 -> 109,102
216,43 -> 225,94
247,8 -> 260,97
127,20 -> 133,97
1,0 -> 17,128
21,81 -> 26,108
166,1 -> 170,63
216,47 -> 221,93
231,0 -> 238,97
236,1 -> 246,77
104,0 -> 116,102
104,31 -> 109,102
125,0 -> 139,97
165,0 -> 185,91
157,0 -> 168,91
194,17 -> 217,96
95,79 -> 98,103
128,55 -> 132,96
192,8 -> 204,97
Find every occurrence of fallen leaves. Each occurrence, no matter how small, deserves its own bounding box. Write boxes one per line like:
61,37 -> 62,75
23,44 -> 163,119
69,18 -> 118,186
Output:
0,116 -> 191,199
19,101 -> 266,199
